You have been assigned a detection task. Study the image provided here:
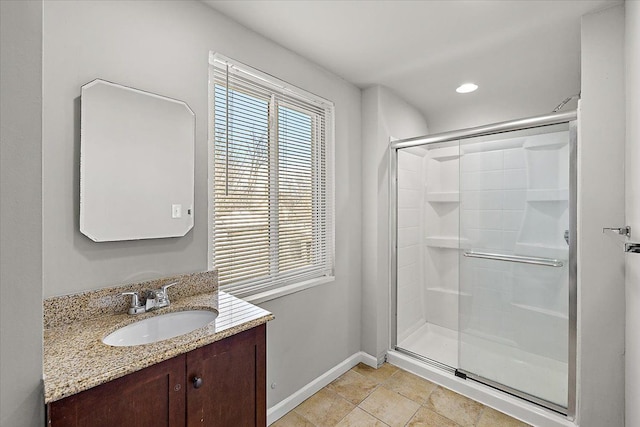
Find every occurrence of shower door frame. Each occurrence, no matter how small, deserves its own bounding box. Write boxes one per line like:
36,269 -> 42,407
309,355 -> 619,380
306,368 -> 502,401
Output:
389,110 -> 577,418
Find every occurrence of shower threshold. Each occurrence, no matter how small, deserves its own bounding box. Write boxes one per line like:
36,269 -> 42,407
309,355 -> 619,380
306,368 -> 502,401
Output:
387,349 -> 575,427
397,322 -> 567,411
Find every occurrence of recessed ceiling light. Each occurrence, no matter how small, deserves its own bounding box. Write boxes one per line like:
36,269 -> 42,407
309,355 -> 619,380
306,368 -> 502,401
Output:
456,83 -> 478,94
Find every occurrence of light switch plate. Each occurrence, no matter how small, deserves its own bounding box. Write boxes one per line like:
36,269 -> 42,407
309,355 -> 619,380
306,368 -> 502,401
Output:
172,204 -> 182,219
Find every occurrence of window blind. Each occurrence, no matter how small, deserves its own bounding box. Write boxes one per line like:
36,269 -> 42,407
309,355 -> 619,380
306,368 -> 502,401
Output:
209,53 -> 335,298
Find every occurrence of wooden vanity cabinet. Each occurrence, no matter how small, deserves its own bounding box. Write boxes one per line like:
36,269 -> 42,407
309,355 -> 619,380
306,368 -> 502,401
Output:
47,324 -> 266,427
186,324 -> 266,427
46,355 -> 186,427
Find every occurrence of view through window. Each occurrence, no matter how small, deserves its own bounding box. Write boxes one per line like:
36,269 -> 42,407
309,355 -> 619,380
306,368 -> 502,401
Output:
210,54 -> 334,297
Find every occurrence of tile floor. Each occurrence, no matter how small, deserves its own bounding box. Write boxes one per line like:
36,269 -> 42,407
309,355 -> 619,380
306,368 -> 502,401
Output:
272,363 -> 530,427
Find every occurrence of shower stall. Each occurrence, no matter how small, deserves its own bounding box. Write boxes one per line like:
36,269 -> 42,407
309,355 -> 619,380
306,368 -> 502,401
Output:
390,111 -> 576,417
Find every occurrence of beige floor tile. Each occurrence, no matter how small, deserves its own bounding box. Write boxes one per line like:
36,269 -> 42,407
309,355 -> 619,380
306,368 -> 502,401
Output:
425,387 -> 484,427
327,370 -> 380,405
406,406 -> 458,427
294,388 -> 355,427
359,386 -> 420,427
477,407 -> 531,427
350,362 -> 398,384
382,369 -> 437,404
335,407 -> 389,427
272,410 -> 316,427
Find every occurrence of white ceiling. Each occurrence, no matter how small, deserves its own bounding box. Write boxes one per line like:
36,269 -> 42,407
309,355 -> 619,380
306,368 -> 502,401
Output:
204,0 -> 619,133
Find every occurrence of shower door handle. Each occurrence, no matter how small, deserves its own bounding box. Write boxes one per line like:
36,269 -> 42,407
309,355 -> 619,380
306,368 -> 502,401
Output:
463,251 -> 564,267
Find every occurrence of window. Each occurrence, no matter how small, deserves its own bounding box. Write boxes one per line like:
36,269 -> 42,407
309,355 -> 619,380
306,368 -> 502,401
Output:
209,53 -> 334,299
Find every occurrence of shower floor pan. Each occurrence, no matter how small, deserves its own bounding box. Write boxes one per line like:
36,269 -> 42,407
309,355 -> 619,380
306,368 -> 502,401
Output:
397,322 -> 568,413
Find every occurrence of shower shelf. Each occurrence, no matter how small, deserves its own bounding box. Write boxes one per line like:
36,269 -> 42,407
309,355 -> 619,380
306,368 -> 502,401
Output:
511,303 -> 568,320
430,154 -> 460,162
428,146 -> 460,161
425,236 -> 468,249
426,191 -> 459,203
526,189 -> 569,202
427,286 -> 471,298
523,136 -> 568,150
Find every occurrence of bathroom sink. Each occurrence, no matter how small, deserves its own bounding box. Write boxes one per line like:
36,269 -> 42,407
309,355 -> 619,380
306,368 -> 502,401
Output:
102,309 -> 218,347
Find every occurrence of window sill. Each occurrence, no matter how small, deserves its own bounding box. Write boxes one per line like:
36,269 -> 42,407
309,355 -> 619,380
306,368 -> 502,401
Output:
242,276 -> 335,305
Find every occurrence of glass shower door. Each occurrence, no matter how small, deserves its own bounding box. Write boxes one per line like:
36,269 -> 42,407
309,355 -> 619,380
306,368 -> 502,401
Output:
457,123 -> 572,411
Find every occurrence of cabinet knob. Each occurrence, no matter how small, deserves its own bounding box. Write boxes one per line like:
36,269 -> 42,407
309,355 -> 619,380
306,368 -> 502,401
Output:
192,376 -> 203,389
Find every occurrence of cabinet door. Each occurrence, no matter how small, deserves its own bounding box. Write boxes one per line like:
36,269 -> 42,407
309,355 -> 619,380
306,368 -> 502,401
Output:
186,324 -> 266,427
47,354 -> 186,427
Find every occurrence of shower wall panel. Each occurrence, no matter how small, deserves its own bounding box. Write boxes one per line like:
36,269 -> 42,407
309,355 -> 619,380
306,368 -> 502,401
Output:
396,142 -> 461,368
423,144 -> 460,332
396,150 -> 426,342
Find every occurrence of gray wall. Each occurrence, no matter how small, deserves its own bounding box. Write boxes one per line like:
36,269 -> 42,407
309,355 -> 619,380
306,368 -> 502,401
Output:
626,1 -> 640,426
361,85 -> 429,361
0,1 -> 44,426
42,0 -> 362,409
578,5 -> 626,426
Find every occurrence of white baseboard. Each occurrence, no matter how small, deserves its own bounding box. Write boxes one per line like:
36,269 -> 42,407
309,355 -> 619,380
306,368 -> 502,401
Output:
360,351 -> 379,368
267,351 -> 377,425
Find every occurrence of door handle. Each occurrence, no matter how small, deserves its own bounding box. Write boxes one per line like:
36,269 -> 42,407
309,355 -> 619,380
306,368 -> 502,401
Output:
603,226 -> 631,237
625,243 -> 640,253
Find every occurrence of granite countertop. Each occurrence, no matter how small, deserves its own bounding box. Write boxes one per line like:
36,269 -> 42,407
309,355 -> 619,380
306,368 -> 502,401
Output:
43,277 -> 273,404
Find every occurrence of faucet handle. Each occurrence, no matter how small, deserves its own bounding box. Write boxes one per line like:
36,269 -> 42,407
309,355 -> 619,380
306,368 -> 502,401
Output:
121,292 -> 145,315
161,281 -> 178,294
153,281 -> 178,308
122,291 -> 139,306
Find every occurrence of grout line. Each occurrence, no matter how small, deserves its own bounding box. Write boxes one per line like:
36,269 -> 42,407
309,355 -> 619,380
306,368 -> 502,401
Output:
403,405 -> 421,427
357,405 -> 389,427
285,362 -> 526,427
322,386 -> 356,426
290,409 -> 317,427
332,405 -> 351,426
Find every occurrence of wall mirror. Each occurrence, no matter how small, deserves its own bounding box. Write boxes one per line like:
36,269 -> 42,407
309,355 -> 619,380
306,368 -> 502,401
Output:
80,79 -> 195,242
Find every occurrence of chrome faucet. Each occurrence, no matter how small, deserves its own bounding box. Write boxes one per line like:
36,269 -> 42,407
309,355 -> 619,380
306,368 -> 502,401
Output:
121,281 -> 178,315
